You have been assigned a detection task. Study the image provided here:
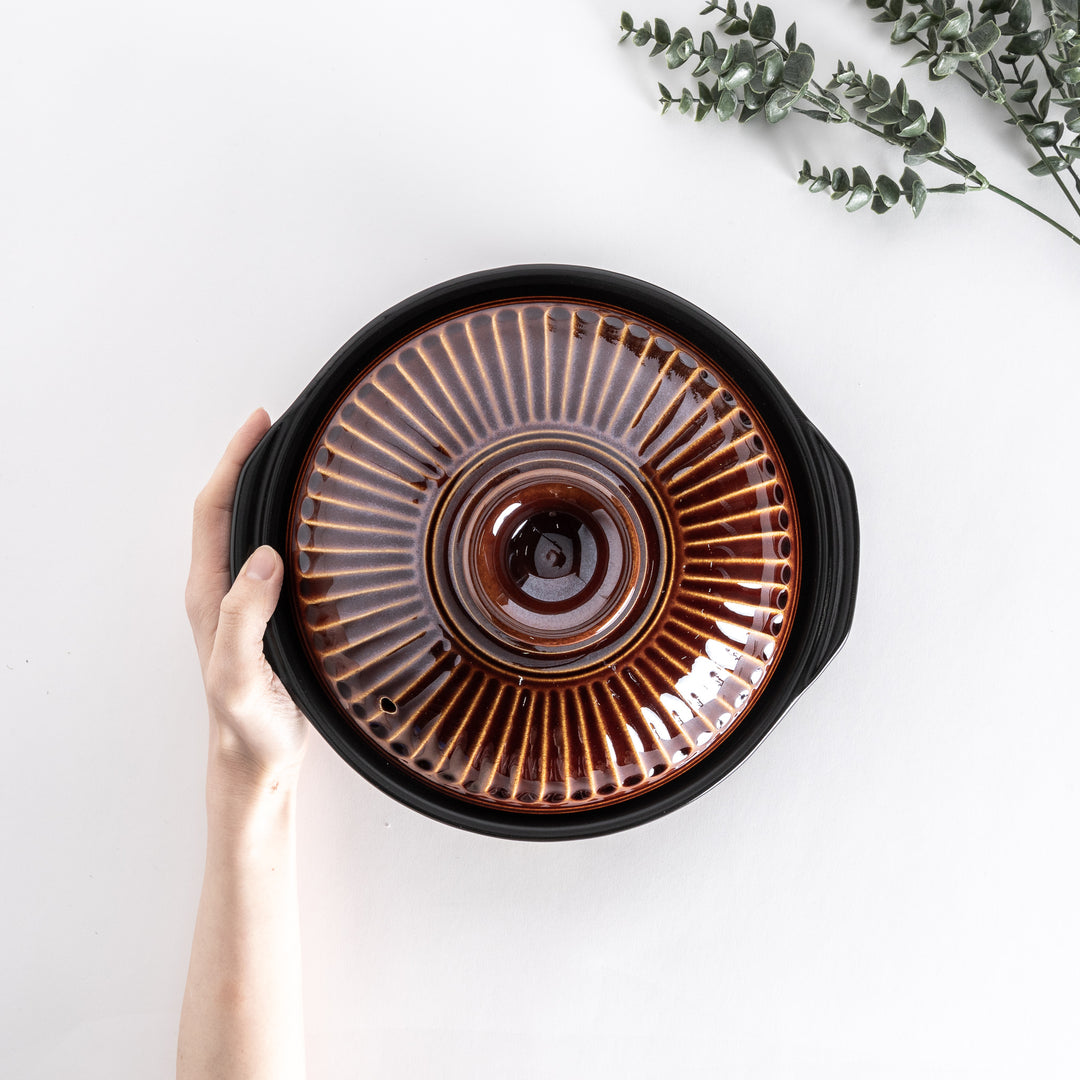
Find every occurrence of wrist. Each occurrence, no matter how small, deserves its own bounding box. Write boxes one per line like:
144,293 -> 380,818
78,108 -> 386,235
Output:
203,758 -> 299,890
206,747 -> 301,830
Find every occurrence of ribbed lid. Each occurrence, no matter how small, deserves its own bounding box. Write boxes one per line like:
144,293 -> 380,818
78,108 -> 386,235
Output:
289,299 -> 798,811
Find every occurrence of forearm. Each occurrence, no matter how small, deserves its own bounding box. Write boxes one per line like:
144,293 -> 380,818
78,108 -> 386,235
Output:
178,758 -> 306,1080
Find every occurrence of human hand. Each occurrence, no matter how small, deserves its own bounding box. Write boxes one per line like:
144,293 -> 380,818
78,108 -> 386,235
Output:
185,409 -> 310,798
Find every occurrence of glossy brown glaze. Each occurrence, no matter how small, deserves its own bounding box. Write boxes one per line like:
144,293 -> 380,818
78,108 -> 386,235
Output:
289,301 -> 799,810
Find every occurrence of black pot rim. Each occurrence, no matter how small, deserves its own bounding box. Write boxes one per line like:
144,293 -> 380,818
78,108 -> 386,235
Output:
231,263 -> 859,841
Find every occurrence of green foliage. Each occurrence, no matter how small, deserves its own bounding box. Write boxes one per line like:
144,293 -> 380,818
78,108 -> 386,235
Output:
798,160 -> 930,215
618,1 -> 1080,245
624,7 -> 815,127
855,0 -> 1080,192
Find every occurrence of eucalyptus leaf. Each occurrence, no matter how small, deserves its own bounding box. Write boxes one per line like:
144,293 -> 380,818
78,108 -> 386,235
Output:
748,5 -> 776,40
1030,121 -> 1065,145
869,73 -> 891,102
891,12 -> 916,43
667,38 -> 696,68
745,83 -> 766,109
846,185 -> 873,211
928,107 -> 947,144
967,20 -> 1001,55
1029,155 -> 1069,173
900,166 -> 921,196
868,102 -> 906,124
907,133 -> 942,157
890,78 -> 909,114
782,46 -> 814,88
717,87 -> 738,120
766,86 -> 797,122
938,9 -> 972,41
763,50 -> 784,86
1006,0 -> 1032,33
876,174 -> 901,205
932,52 -> 961,77
1009,29 -> 1052,54
911,179 -> 928,217
734,39 -> 756,65
726,60 -> 756,88
897,104 -> 928,137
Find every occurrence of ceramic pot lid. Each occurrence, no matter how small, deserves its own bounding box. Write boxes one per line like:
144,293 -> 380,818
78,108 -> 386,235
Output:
231,266 -> 858,839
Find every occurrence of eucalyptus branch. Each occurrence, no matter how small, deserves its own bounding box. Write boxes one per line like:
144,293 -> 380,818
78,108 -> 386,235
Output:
619,3 -> 1080,245
864,0 -> 1080,209
973,48 -> 1080,209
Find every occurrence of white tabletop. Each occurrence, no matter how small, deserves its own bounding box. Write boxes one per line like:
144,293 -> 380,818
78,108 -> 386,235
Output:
3,2 -> 1078,1076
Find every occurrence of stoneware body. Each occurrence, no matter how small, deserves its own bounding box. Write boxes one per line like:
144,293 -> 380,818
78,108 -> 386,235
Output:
230,265 -> 859,840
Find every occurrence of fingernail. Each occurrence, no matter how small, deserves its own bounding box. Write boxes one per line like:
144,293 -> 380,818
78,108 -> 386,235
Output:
245,546 -> 277,581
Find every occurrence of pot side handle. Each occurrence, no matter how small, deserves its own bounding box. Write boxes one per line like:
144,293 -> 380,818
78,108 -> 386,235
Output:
796,421 -> 860,695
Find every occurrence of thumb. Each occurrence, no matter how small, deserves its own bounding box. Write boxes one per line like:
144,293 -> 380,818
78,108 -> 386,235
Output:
209,545 -> 284,700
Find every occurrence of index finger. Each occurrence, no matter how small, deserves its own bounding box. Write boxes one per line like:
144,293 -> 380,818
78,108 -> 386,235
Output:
186,408 -> 272,646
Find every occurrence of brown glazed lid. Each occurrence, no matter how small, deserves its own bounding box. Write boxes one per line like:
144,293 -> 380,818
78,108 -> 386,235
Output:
291,300 -> 797,810
231,266 -> 858,839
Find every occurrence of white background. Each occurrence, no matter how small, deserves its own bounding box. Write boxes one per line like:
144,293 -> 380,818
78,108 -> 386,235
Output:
3,1 -> 1078,1076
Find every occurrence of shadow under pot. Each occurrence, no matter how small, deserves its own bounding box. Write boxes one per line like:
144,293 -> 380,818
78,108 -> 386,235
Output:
231,265 -> 859,840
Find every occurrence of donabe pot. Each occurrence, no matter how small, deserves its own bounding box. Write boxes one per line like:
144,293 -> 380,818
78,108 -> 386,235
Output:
231,265 -> 858,840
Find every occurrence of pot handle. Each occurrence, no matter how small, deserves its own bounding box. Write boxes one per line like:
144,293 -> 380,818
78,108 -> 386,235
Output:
229,420 -> 285,581
796,422 -> 860,695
